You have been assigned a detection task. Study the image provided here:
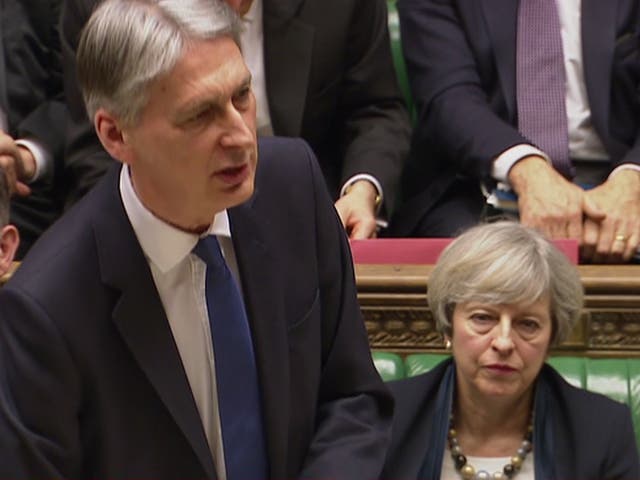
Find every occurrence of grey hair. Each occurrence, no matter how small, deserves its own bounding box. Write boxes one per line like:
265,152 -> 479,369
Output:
427,221 -> 583,345
78,0 -> 242,126
0,166 -> 8,227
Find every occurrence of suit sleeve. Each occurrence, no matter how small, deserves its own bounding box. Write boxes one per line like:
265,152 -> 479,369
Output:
60,0 -> 115,207
297,142 -> 394,479
337,0 -> 411,213
397,0 -> 527,180
0,287 -> 82,478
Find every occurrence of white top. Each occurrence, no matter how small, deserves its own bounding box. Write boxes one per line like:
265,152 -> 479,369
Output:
119,164 -> 241,480
441,450 -> 535,480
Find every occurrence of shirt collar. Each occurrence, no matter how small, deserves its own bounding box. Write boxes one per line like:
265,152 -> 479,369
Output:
119,165 -> 231,273
242,0 -> 261,23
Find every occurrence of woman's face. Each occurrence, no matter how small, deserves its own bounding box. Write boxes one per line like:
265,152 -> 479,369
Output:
451,297 -> 553,404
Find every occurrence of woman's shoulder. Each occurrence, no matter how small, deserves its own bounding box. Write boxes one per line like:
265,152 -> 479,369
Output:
387,358 -> 453,400
541,363 -> 632,416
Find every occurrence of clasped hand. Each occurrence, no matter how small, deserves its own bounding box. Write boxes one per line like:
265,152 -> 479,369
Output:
510,157 -> 640,263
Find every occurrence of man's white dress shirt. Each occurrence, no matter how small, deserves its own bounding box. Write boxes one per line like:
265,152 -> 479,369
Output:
120,165 -> 242,480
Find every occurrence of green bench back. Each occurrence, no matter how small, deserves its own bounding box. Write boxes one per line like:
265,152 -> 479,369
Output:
373,352 -> 640,449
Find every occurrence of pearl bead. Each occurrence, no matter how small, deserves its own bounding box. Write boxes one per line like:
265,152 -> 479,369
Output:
461,464 -> 476,480
511,455 -> 523,469
475,470 -> 491,480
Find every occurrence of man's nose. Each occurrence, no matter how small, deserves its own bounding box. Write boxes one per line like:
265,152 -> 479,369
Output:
219,107 -> 254,149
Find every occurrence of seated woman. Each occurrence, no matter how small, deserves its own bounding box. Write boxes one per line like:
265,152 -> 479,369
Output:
382,222 -> 640,480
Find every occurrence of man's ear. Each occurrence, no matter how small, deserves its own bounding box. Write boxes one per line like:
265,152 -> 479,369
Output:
94,108 -> 134,165
0,224 -> 19,277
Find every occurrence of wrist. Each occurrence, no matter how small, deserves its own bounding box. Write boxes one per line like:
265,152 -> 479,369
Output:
343,180 -> 381,210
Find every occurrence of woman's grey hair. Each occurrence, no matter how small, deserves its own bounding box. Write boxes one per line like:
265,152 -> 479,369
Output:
77,0 -> 242,126
427,221 -> 583,345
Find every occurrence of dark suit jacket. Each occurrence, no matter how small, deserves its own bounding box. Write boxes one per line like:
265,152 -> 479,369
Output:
3,0 -> 68,257
390,0 -> 640,236
382,359 -> 640,480
61,0 -> 410,213
0,137 -> 392,478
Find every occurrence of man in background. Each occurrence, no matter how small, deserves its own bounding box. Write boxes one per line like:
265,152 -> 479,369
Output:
392,0 -> 640,263
61,0 -> 410,238
0,0 -> 66,257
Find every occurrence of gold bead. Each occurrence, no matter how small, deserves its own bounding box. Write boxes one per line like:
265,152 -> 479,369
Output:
461,464 -> 476,480
449,428 -> 457,438
511,455 -> 523,469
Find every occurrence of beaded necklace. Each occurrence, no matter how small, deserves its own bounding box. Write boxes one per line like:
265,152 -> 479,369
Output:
447,413 -> 533,480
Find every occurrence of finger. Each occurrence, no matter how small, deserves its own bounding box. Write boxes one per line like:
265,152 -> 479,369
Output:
566,213 -> 583,241
623,231 -> 639,263
349,218 -> 377,240
581,218 -> 599,263
14,181 -> 31,197
0,154 -> 18,195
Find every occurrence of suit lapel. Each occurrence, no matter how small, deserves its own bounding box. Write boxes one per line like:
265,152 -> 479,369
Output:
581,0 -> 617,146
481,0 -> 519,118
93,168 -> 216,478
229,198 -> 290,479
263,0 -> 314,136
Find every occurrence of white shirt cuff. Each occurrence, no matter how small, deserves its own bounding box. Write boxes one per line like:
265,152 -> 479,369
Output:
492,144 -> 551,186
340,173 -> 384,214
15,137 -> 52,183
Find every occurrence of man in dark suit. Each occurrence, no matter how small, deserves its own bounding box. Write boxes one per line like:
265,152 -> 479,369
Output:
0,0 -> 392,477
391,0 -> 640,263
0,0 -> 67,257
61,0 -> 410,239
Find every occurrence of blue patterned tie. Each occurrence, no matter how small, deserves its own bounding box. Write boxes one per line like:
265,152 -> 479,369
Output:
516,0 -> 573,178
193,235 -> 268,479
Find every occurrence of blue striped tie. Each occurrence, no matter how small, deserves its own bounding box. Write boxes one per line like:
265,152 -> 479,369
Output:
193,235 -> 268,479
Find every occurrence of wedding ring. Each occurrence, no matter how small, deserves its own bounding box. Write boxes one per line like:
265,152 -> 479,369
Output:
615,234 -> 628,243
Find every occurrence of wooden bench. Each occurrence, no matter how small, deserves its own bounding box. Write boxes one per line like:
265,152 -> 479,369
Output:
357,264 -> 640,357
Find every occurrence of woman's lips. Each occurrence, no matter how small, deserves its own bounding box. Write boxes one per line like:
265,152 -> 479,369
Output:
485,364 -> 517,374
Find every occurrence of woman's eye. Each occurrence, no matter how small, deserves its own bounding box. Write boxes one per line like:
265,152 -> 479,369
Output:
469,313 -> 496,331
517,319 -> 541,334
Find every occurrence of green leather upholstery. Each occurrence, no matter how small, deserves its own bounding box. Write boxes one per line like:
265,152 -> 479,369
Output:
372,352 -> 640,449
386,1 -> 415,121
405,353 -> 449,377
373,351 -> 406,382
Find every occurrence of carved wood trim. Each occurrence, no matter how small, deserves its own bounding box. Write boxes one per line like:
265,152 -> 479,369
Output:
356,264 -> 640,357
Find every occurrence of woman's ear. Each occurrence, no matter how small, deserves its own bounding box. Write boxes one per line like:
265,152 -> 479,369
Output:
0,224 -> 19,277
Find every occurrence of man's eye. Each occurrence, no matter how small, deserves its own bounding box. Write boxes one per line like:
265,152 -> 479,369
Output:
191,107 -> 215,122
233,88 -> 251,108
